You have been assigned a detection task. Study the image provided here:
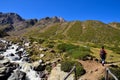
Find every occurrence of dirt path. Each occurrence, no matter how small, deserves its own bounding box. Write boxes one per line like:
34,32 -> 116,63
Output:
78,60 -> 107,80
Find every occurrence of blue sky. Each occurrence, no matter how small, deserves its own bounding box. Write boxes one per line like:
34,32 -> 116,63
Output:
0,0 -> 120,23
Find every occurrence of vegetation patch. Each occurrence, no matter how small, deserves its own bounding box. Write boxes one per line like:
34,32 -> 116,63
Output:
66,46 -> 91,60
0,30 -> 9,37
61,60 -> 86,77
56,43 -> 79,53
109,67 -> 120,80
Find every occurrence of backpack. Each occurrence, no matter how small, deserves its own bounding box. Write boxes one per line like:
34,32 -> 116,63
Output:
100,49 -> 106,55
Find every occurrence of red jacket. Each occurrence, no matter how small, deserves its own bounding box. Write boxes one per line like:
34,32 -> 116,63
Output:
100,49 -> 107,55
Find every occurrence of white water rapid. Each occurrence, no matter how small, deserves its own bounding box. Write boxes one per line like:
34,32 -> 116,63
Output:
0,39 -> 41,80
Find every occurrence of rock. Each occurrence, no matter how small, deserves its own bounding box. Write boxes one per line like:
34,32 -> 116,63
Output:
95,68 -> 98,72
110,64 -> 118,68
0,56 -> 19,80
93,58 -> 99,62
0,67 -> 14,80
48,64 -> 74,80
32,60 -> 46,71
39,59 -> 43,63
45,61 -> 51,65
39,48 -> 48,51
86,56 -> 93,60
24,42 -> 30,47
50,49 -> 56,53
90,70 -> 93,73
0,67 -> 6,74
34,64 -> 46,71
38,71 -> 46,78
51,58 -> 61,63
40,54 -> 44,58
0,58 -> 10,65
20,57 -> 30,62
15,51 -> 23,59
8,68 -> 26,80
0,55 -> 4,60
0,12 -> 38,31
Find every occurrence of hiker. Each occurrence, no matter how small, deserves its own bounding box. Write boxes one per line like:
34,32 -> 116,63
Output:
100,46 -> 107,66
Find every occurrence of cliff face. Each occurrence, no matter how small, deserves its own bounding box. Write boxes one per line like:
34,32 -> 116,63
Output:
0,12 -> 65,32
0,12 -> 38,31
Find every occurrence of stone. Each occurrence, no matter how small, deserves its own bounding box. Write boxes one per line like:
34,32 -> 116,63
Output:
8,68 -> 26,80
0,58 -> 10,65
0,55 -> 4,60
40,54 -> 44,58
0,67 -> 6,74
48,64 -> 74,80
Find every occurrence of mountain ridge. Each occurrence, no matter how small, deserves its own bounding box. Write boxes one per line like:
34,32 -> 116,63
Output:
1,12 -> 120,44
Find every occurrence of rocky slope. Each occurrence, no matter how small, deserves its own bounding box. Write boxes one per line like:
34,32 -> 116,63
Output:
0,12 -> 38,31
0,12 -> 65,32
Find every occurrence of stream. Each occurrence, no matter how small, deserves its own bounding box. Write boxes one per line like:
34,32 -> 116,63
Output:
0,39 -> 43,80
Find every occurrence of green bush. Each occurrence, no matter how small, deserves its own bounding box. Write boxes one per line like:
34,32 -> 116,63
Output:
66,46 -> 91,60
46,65 -> 52,73
0,30 -> 8,37
61,60 -> 74,72
45,44 -> 54,48
109,67 -> 120,80
38,38 -> 45,44
74,61 -> 86,77
100,67 -> 120,80
61,60 -> 85,77
57,43 -> 78,52
29,37 -> 37,43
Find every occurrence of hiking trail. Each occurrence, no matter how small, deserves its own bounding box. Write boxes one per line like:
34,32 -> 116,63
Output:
78,60 -> 107,80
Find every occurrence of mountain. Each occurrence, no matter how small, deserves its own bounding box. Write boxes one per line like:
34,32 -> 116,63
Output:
0,12 -> 38,31
0,12 -> 65,32
30,16 -> 65,30
109,22 -> 120,29
1,12 -> 120,44
26,20 -> 120,44
1,12 -> 120,80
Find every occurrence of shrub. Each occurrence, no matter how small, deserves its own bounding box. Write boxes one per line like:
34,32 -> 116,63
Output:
46,65 -> 52,73
66,46 -> 91,60
61,60 -> 74,72
45,44 -> 54,48
0,30 -> 9,37
61,60 -> 85,77
38,38 -> 45,44
99,67 -> 120,80
74,61 -> 86,77
57,43 -> 78,52
29,37 -> 36,43
109,67 -> 120,80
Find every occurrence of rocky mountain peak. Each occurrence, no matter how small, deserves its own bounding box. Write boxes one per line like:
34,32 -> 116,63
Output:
0,12 -> 24,24
35,16 -> 65,27
52,16 -> 65,23
0,12 -> 39,32
109,22 -> 120,29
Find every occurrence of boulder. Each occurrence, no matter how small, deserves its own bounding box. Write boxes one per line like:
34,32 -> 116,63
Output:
32,60 -> 46,71
8,68 -> 26,80
0,67 -> 13,80
0,67 -> 6,74
40,54 -> 44,58
0,55 -> 4,60
0,58 -> 10,65
48,64 -> 74,80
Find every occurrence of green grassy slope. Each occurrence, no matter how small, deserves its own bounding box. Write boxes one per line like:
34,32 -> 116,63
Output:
25,20 -> 120,45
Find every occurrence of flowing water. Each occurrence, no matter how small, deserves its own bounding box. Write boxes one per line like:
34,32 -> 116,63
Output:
0,39 -> 41,80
